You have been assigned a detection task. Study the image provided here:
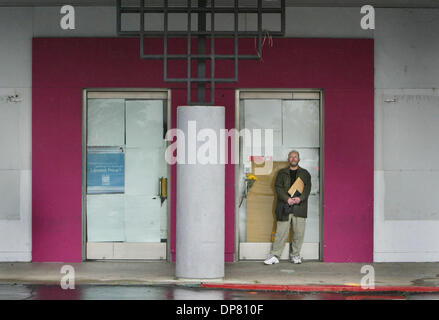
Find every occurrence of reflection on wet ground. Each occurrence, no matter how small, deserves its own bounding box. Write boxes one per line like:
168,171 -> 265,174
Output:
0,284 -> 438,300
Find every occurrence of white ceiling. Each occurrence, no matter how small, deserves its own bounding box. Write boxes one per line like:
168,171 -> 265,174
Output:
0,0 -> 438,7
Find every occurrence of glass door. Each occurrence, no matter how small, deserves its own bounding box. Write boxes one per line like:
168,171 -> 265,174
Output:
84,91 -> 169,260
237,91 -> 322,261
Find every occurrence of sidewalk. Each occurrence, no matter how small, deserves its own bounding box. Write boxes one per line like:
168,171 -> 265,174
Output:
1,261 -> 439,293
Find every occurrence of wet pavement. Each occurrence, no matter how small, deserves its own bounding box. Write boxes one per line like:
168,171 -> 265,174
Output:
2,261 -> 439,290
1,284 -> 439,300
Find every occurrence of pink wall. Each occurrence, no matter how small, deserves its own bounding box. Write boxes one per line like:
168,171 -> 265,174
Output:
32,37 -> 374,263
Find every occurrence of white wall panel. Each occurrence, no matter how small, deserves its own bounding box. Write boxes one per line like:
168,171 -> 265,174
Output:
284,7 -> 374,38
375,9 -> 439,89
33,6 -> 117,37
0,170 -> 32,261
0,7 -> 32,260
375,171 -> 439,261
380,90 -> 439,171
17,88 -> 32,170
384,171 -> 439,220
0,8 -> 32,88
0,88 -> 31,170
0,170 -> 20,220
30,6 -> 375,39
374,7 -> 439,261
0,93 -> 20,169
375,88 -> 439,260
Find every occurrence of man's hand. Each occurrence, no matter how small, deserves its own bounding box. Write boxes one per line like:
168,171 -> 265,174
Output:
288,197 -> 300,205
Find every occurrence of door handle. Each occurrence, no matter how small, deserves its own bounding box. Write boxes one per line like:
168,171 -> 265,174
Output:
159,177 -> 167,205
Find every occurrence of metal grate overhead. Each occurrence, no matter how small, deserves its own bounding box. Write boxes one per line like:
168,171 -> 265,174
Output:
117,0 -> 286,105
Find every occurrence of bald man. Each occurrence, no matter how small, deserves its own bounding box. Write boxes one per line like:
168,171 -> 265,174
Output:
264,150 -> 311,265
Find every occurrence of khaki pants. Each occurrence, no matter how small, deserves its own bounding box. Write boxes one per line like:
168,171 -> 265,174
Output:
271,214 -> 306,258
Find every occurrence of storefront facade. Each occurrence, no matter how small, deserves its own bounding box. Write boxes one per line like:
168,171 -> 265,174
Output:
1,5 -> 438,263
32,37 -> 374,263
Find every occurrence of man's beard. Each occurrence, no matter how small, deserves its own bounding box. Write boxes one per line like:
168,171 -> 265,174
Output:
290,161 -> 298,167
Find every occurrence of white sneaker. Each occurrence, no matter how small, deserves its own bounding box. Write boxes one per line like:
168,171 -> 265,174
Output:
291,255 -> 302,264
264,254 -> 280,265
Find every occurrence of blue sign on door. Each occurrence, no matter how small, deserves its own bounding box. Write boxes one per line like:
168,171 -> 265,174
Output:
87,148 -> 125,194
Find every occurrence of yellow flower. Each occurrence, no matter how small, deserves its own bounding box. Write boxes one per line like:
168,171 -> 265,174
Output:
247,174 -> 258,181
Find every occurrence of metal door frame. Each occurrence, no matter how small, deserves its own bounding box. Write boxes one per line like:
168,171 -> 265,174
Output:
234,88 -> 325,262
82,88 -> 172,261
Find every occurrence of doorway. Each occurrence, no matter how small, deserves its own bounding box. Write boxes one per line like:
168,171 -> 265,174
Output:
83,90 -> 171,260
235,90 -> 324,261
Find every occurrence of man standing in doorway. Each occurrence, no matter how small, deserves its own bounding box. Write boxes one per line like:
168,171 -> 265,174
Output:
264,150 -> 311,265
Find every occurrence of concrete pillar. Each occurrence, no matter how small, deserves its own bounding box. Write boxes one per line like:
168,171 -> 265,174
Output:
176,106 -> 225,279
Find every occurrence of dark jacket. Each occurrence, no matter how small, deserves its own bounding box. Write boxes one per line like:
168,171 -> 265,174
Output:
275,166 -> 312,221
